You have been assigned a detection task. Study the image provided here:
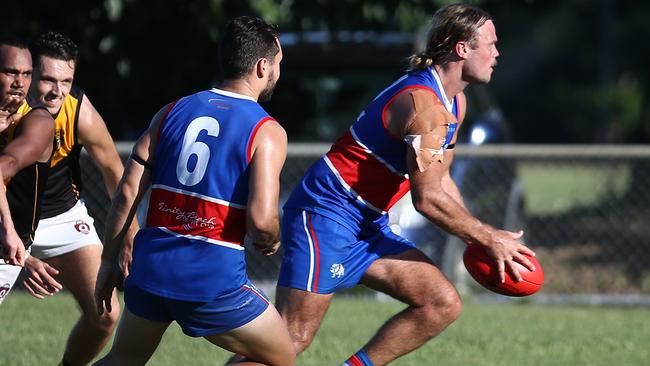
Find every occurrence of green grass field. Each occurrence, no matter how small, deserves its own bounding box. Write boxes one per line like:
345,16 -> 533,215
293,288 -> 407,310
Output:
1,291 -> 649,366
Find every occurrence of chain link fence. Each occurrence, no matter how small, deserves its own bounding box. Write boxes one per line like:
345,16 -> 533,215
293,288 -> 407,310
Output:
81,143 -> 650,301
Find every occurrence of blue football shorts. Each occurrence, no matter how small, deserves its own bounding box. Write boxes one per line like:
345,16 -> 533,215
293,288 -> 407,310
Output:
278,209 -> 416,294
124,280 -> 269,337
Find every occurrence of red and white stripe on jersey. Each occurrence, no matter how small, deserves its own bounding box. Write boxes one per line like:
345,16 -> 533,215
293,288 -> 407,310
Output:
146,184 -> 247,249
156,100 -> 178,140
325,127 -> 410,214
246,117 -> 276,162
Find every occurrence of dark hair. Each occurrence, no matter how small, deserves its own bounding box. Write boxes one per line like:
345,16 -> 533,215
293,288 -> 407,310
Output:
30,31 -> 79,68
218,16 -> 280,80
0,35 -> 29,50
409,3 -> 491,71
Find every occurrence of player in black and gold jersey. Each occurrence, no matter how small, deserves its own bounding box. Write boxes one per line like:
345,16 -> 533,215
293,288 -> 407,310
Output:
0,37 -> 58,304
0,77 -> 25,266
19,32 -> 129,366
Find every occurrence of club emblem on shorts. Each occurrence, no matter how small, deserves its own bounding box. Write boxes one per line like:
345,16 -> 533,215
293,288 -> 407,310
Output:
0,283 -> 11,303
74,220 -> 91,234
330,263 -> 345,278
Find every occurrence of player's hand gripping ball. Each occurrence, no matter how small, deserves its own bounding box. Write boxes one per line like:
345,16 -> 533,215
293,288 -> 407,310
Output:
463,244 -> 544,297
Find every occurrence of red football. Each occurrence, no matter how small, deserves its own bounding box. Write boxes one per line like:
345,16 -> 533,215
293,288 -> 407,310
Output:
463,244 -> 544,297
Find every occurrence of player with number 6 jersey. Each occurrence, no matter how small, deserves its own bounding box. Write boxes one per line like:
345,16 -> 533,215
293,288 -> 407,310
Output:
129,88 -> 274,300
94,16 -> 295,366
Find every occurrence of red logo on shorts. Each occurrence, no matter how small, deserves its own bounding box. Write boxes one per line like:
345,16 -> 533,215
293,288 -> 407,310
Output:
74,220 -> 91,234
0,283 -> 11,302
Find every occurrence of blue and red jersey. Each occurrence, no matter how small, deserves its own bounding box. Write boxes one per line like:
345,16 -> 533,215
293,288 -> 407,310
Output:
284,67 -> 459,232
127,88 -> 274,301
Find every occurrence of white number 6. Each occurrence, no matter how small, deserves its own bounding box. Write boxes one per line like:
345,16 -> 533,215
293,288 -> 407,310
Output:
176,116 -> 220,186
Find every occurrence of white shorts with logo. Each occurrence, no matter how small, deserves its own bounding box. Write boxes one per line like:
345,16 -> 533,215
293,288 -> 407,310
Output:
0,250 -> 29,304
31,200 -> 102,259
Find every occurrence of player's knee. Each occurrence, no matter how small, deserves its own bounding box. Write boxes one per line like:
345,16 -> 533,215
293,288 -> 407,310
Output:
292,337 -> 311,355
283,320 -> 318,354
410,282 -> 461,332
425,286 -> 462,326
289,331 -> 315,355
438,288 -> 462,323
85,303 -> 120,334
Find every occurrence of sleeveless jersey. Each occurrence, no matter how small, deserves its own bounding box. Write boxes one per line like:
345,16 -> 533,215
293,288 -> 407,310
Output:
0,107 -> 50,247
284,67 -> 459,232
19,86 -> 84,218
128,88 -> 275,301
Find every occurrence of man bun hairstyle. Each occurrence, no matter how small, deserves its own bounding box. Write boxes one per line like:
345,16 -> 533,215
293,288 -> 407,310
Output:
409,3 -> 491,71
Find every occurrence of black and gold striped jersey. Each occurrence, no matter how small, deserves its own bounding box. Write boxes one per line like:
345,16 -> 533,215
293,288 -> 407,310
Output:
18,86 -> 84,219
1,107 -> 50,247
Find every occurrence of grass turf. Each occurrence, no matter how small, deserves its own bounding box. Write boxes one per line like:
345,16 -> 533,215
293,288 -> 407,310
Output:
1,291 -> 648,365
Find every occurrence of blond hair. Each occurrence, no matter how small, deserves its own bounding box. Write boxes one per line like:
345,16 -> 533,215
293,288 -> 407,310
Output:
409,3 -> 491,71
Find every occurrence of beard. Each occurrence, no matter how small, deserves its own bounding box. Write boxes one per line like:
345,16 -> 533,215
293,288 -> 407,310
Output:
259,71 -> 277,102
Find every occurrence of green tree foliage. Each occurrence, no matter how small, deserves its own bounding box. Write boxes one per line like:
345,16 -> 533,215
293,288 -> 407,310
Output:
2,0 -> 649,143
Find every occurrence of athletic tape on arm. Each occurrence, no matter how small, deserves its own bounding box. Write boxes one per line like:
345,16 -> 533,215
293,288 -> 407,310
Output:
403,90 -> 452,172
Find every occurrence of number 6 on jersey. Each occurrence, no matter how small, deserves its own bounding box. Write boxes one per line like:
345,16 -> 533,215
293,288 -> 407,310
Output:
176,116 -> 220,186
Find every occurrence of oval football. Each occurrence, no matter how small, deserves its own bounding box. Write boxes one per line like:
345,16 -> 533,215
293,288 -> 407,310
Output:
463,244 -> 544,297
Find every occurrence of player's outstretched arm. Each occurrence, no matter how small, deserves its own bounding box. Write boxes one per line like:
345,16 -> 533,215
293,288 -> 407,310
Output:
0,108 -> 54,178
77,95 -> 125,198
0,96 -> 23,133
0,109 -> 54,265
246,120 -> 287,256
0,169 -> 24,266
0,98 -> 28,264
440,91 -> 468,209
388,89 -> 535,283
95,105 -> 164,315
77,95 -> 140,278
22,256 -> 62,299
